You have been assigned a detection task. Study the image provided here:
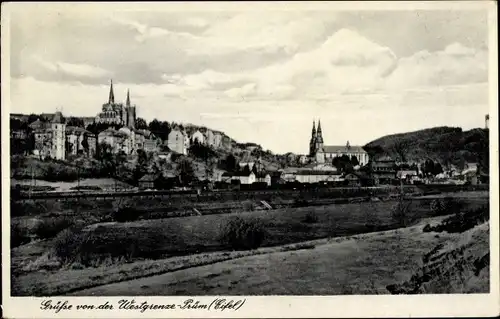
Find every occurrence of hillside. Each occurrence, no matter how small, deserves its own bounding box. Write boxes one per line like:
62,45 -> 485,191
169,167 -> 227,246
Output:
364,127 -> 489,170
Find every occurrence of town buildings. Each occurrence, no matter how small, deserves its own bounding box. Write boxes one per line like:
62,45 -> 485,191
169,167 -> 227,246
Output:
33,112 -> 97,160
308,120 -> 369,166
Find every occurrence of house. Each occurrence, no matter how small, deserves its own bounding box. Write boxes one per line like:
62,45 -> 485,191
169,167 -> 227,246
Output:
29,119 -> 48,131
370,155 -> 397,185
295,170 -> 342,184
344,173 -> 361,187
205,130 -> 216,147
232,171 -> 256,185
144,138 -> 159,153
255,172 -> 271,186
304,163 -> 338,172
238,162 -> 255,171
213,132 -> 223,148
138,174 -> 157,190
65,126 -> 96,157
191,130 -> 205,145
462,162 -> 478,175
167,129 -> 188,155
298,155 -> 309,165
279,167 -> 301,182
397,170 -> 418,179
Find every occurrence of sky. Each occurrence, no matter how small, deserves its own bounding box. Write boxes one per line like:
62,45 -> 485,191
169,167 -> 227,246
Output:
7,4 -> 491,154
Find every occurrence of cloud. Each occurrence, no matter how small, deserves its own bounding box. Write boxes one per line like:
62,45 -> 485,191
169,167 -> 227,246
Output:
385,43 -> 487,89
31,55 -> 112,79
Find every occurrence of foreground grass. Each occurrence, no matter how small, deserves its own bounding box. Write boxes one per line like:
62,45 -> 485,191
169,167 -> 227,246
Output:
72,219 -> 489,296
12,240 -> 319,296
11,197 -> 487,296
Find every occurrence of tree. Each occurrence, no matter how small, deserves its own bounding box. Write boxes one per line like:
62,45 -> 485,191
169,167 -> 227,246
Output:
135,117 -> 148,130
224,154 -> 238,172
65,137 -> 74,155
81,134 -> 89,154
433,162 -> 444,175
391,140 -> 411,163
177,159 -> 196,186
66,117 -> 84,127
148,119 -> 171,141
333,155 -> 352,173
350,155 -> 359,166
423,159 -> 435,176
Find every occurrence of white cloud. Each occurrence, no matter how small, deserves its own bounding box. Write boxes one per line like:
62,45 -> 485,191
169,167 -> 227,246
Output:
31,55 -> 112,78
385,43 -> 487,89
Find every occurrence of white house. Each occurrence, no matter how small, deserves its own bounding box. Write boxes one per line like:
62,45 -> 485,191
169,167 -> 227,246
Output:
191,130 -> 205,145
232,171 -> 256,185
167,129 -> 188,155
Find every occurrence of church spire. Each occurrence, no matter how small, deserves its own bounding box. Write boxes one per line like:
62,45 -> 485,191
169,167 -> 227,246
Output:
311,120 -> 316,137
108,79 -> 115,104
316,119 -> 324,143
126,89 -> 131,107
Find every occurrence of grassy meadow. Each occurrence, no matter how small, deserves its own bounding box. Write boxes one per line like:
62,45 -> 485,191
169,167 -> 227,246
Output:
10,192 -> 489,296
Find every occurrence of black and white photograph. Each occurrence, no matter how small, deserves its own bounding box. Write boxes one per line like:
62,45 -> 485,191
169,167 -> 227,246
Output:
2,1 -> 498,318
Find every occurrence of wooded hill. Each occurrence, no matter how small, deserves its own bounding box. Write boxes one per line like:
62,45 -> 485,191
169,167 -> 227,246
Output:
364,126 -> 489,171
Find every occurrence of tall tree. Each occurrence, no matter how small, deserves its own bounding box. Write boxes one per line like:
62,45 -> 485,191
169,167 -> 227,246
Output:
177,159 -> 196,186
135,117 -> 148,130
224,154 -> 238,172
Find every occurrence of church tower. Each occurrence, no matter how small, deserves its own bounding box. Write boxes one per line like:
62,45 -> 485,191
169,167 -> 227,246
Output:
108,79 -> 115,104
126,89 -> 136,129
309,120 -> 317,156
315,120 -> 324,151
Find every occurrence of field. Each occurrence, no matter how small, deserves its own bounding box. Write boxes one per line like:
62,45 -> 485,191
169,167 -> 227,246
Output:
71,220 -> 489,296
10,192 -> 489,296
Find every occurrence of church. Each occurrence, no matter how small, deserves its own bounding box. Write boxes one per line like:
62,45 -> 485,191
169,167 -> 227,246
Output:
308,120 -> 369,166
95,80 -> 137,129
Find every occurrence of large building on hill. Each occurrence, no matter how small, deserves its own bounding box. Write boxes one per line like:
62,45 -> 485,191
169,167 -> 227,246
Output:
95,80 -> 137,128
308,120 -> 369,166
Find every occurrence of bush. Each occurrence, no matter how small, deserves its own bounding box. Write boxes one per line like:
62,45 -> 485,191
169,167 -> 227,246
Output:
53,227 -> 167,266
430,197 -> 462,215
33,217 -> 74,239
112,206 -> 141,222
11,222 -> 31,248
422,224 -> 432,233
302,211 -> 319,224
391,199 -> 412,227
425,205 -> 489,234
52,228 -> 87,264
219,216 -> 266,250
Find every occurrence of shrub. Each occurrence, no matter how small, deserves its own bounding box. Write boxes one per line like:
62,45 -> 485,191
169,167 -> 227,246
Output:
53,227 -> 167,266
33,217 -> 74,239
52,228 -> 88,264
391,199 -> 412,227
112,206 -> 141,222
430,197 -> 462,215
11,222 -> 31,248
422,224 -> 432,233
219,216 -> 266,250
302,211 -> 319,224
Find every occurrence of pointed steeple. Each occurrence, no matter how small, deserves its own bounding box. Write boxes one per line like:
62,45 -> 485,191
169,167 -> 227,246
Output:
108,79 -> 115,104
126,89 -> 131,107
311,120 -> 316,137
316,119 -> 324,143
